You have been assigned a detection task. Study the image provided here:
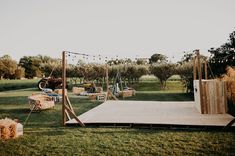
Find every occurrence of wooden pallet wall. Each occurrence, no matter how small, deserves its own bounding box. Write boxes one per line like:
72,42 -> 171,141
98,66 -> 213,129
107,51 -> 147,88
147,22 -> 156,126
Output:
194,80 -> 227,114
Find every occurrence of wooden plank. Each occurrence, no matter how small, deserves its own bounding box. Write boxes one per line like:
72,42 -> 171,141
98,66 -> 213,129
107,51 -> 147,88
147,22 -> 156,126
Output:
66,95 -> 75,114
204,61 -> 208,80
193,56 -> 197,80
65,109 -> 71,120
66,101 -> 235,127
105,64 -> 109,101
196,50 -> 204,114
62,51 -> 66,125
64,105 -> 85,127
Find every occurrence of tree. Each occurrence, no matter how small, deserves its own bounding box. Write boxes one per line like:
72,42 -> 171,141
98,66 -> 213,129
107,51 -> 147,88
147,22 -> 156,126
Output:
19,56 -> 42,78
208,30 -> 235,76
149,53 -> 167,64
0,55 -> 17,79
150,63 -> 176,89
15,66 -> 25,79
176,62 -> 194,93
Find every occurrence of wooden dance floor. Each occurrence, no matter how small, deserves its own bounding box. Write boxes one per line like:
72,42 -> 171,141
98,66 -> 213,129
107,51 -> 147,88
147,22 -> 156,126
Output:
66,101 -> 235,127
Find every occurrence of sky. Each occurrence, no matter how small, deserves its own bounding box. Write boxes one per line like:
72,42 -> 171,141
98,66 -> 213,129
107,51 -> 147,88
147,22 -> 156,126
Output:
0,0 -> 235,62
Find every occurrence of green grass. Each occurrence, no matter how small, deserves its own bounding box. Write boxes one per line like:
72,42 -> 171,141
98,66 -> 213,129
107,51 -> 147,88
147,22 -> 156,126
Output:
0,82 -> 234,155
130,81 -> 186,92
0,79 -> 39,91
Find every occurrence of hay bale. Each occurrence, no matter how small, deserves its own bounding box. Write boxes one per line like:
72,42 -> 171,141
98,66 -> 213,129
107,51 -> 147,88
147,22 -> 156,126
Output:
0,118 -> 18,140
96,87 -> 103,93
54,89 -> 67,95
28,94 -> 55,111
119,89 -> 136,97
72,87 -> 85,95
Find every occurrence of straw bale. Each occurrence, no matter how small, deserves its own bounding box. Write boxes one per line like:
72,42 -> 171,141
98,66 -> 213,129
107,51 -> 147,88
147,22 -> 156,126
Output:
72,87 -> 85,94
28,94 -> 55,111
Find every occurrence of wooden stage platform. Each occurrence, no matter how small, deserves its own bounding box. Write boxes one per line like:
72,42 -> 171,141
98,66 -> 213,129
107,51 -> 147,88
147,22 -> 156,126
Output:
66,101 -> 235,127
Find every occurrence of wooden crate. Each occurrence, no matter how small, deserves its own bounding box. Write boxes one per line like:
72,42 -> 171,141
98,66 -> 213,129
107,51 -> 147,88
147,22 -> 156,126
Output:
194,80 -> 227,114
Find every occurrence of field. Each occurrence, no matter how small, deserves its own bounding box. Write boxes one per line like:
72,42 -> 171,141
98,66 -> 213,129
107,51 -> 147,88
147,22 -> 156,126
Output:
0,79 -> 234,155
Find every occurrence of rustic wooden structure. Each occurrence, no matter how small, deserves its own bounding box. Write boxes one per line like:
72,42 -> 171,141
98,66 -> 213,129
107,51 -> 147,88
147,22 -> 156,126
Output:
61,51 -> 113,126
193,50 -> 228,114
66,101 -> 234,127
194,80 -> 227,114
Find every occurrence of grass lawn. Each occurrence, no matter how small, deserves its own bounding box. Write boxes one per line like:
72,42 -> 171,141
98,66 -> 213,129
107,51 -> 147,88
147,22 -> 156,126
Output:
0,79 -> 39,91
0,81 -> 234,155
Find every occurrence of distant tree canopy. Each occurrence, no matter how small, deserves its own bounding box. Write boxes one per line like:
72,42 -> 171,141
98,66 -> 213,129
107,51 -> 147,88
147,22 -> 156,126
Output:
208,30 -> 235,76
0,55 -> 17,79
19,55 -> 60,78
149,53 -> 168,64
150,63 -> 176,89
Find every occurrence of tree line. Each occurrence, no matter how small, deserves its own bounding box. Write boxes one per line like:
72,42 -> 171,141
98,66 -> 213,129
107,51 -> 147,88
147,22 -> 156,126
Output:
1,30 -> 234,92
0,53 -> 196,92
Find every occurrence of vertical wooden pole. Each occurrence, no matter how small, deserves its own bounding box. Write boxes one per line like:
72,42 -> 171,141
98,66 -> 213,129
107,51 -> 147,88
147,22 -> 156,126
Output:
105,64 -> 109,100
193,56 -> 197,80
196,50 -> 204,114
204,60 -> 208,80
62,51 -> 66,125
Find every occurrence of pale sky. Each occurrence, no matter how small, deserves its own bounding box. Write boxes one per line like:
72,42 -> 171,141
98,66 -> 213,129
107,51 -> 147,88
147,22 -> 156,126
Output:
0,0 -> 235,62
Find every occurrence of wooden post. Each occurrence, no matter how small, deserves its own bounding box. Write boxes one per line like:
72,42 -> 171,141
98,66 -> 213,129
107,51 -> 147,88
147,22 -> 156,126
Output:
105,64 -> 109,101
204,60 -> 208,80
62,51 -> 66,125
196,50 -> 204,114
193,56 -> 197,80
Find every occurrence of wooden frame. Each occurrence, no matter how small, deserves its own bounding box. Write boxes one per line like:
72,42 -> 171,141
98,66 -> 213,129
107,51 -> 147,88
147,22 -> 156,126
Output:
62,51 -> 85,126
61,51 -> 113,126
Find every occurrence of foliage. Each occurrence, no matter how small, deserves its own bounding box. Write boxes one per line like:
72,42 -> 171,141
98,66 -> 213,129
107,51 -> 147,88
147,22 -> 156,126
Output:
19,55 -> 60,78
208,30 -> 235,76
176,62 -> 194,93
149,53 -> 168,64
150,63 -> 176,89
0,55 -> 18,79
14,66 -> 25,79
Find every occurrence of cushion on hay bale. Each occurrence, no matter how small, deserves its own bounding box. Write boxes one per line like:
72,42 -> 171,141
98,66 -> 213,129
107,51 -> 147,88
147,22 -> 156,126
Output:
72,87 -> 85,95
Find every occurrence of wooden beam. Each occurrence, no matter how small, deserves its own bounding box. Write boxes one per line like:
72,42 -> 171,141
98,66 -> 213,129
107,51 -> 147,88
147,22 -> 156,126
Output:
66,95 -> 75,114
196,50 -> 204,114
62,51 -> 66,126
64,105 -> 85,127
193,56 -> 197,80
204,60 -> 208,80
105,64 -> 109,101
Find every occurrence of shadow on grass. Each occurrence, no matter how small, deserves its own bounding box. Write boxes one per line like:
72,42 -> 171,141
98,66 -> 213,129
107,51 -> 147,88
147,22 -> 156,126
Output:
124,92 -> 194,101
0,96 -> 28,105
